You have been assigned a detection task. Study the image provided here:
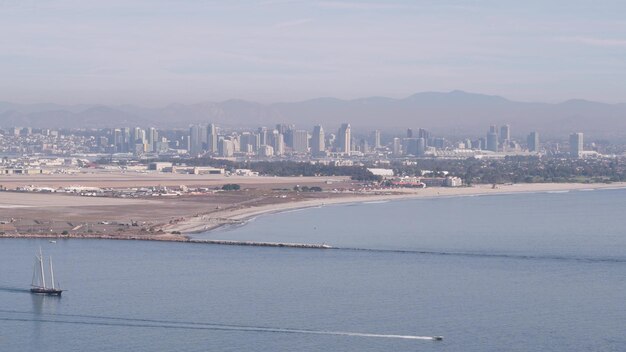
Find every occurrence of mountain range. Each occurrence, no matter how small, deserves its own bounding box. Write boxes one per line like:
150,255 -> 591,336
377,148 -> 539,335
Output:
2,91 -> 626,139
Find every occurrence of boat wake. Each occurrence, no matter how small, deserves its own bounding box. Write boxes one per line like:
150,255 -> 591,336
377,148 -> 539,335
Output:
0,309 -> 441,341
335,247 -> 626,264
0,286 -> 31,294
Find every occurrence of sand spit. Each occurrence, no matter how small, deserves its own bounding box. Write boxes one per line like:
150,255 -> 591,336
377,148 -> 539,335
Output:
2,182 -> 625,244
165,182 -> 626,235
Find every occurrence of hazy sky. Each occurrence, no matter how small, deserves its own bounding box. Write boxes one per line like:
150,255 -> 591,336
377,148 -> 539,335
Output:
1,0 -> 626,105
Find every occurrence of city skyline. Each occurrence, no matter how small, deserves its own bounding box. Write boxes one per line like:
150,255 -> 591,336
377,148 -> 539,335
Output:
5,121 -> 601,161
3,90 -> 626,140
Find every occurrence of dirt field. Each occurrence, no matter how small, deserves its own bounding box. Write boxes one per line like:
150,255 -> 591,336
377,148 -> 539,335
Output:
3,171 -> 624,241
0,171 -> 356,237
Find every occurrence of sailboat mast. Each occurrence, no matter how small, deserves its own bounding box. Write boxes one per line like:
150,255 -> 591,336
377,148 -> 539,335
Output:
39,249 -> 47,289
49,257 -> 55,290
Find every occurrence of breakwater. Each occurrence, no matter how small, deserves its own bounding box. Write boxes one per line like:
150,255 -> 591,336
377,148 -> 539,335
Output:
189,239 -> 332,249
0,233 -> 332,249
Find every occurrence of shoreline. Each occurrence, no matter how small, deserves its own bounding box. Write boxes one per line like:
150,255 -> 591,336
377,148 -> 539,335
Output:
2,182 -> 626,244
170,182 -> 626,235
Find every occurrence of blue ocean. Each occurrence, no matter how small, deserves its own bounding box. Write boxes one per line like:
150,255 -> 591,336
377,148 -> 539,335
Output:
1,189 -> 625,351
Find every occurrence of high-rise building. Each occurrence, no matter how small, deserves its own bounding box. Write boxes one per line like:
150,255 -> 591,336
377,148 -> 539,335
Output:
258,145 -> 274,157
499,125 -> 510,144
189,124 -> 202,154
146,127 -> 157,152
359,139 -> 369,153
406,128 -> 413,138
292,130 -> 309,153
371,130 -> 381,149
433,137 -> 445,149
569,132 -> 583,158
527,131 -> 539,152
392,137 -> 402,156
207,123 -> 218,153
258,127 -> 268,146
133,127 -> 144,144
418,128 -> 431,147
338,123 -> 351,155
218,138 -> 234,157
311,125 -> 325,156
404,138 -> 417,155
405,138 -> 426,156
283,125 -> 296,148
417,137 -> 426,156
239,132 -> 256,154
486,130 -> 498,152
274,132 -> 284,156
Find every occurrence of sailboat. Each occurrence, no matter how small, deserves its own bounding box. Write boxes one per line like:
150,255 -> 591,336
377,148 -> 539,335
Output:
31,248 -> 63,296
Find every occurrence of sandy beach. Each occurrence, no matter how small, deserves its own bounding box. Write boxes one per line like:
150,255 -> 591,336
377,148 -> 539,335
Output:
2,170 -> 625,242
164,182 -> 626,235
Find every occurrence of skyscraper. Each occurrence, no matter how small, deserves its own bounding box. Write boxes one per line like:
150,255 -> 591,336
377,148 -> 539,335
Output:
311,125 -> 325,156
258,127 -> 268,146
527,131 -> 539,152
207,123 -> 218,153
338,123 -> 351,155
218,138 -> 234,157
371,130 -> 381,149
500,125 -> 510,144
418,128 -> 431,147
240,132 -> 257,153
404,138 -> 417,155
292,130 -> 309,153
274,132 -> 284,156
121,127 -> 131,152
417,137 -> 426,156
406,128 -> 413,138
392,137 -> 401,156
569,132 -> 583,158
486,129 -> 498,152
146,127 -> 157,152
189,124 -> 202,154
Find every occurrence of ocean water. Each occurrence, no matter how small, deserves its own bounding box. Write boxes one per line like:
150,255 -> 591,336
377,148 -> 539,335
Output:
1,189 -> 625,351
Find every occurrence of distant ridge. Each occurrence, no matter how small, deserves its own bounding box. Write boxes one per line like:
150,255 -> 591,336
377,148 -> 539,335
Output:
1,91 -> 626,138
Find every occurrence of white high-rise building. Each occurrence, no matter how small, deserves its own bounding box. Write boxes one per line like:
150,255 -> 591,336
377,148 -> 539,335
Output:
392,137 -> 401,156
338,123 -> 351,155
569,132 -> 583,158
273,131 -> 284,156
207,123 -> 218,153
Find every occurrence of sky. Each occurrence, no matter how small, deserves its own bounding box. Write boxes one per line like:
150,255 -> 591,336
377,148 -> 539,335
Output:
1,0 -> 626,106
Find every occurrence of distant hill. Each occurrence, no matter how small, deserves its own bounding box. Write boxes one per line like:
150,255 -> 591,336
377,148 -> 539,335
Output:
2,91 -> 626,139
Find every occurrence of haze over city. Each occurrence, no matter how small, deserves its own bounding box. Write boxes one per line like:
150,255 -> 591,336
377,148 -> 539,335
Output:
1,0 -> 626,105
2,2 -> 626,352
